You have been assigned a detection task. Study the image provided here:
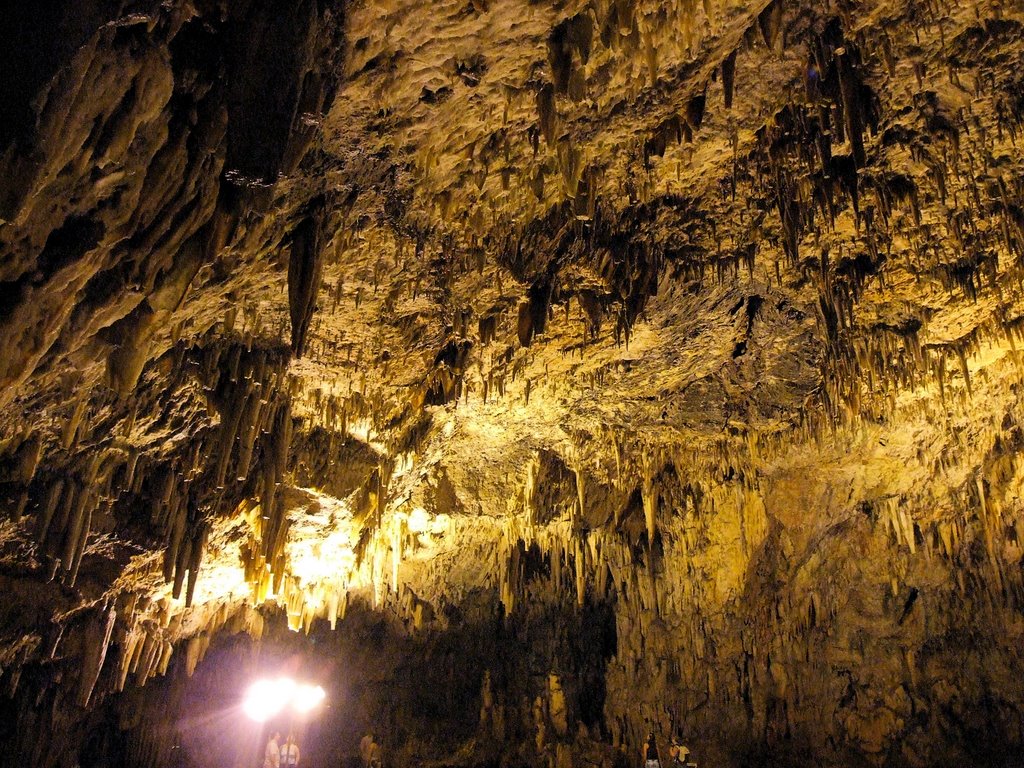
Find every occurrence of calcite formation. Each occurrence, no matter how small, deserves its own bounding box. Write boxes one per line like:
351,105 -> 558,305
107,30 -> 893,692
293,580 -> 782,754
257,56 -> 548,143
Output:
1,0 -> 1023,765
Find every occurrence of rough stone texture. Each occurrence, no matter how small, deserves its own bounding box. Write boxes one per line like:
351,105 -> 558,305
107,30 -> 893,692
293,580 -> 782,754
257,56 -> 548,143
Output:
1,0 -> 1024,765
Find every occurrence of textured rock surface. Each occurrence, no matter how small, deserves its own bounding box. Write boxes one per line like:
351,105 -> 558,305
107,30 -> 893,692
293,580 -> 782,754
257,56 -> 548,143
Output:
1,0 -> 1024,765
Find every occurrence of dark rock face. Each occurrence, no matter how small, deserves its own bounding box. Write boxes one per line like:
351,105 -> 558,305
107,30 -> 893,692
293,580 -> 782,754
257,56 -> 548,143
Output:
2,0 -> 1024,766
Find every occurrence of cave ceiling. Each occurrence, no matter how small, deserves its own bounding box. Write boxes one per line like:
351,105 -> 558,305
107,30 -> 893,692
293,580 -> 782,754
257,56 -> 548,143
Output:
1,0 -> 1024,763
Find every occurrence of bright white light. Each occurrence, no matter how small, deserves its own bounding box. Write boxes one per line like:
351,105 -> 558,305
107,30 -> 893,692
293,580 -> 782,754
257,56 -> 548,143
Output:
242,677 -> 325,721
407,507 -> 430,533
275,677 -> 298,701
293,683 -> 326,713
243,678 -> 291,722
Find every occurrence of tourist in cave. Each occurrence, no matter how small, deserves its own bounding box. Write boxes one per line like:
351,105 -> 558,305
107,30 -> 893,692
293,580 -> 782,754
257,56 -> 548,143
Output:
643,732 -> 661,768
280,734 -> 301,768
359,733 -> 373,768
264,732 -> 282,768
359,732 -> 382,768
668,737 -> 691,768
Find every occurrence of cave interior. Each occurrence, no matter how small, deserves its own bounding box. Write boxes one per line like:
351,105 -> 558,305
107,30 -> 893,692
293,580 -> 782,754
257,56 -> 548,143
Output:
2,0 -> 1024,766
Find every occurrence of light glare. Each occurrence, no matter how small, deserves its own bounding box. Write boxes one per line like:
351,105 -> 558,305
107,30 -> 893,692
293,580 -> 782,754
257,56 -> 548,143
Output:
243,678 -> 289,722
293,683 -> 326,713
242,677 -> 325,721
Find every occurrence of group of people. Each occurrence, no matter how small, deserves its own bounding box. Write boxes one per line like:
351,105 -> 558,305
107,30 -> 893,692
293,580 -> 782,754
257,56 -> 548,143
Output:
263,728 -> 688,768
263,731 -> 382,768
263,733 -> 301,768
643,732 -> 694,768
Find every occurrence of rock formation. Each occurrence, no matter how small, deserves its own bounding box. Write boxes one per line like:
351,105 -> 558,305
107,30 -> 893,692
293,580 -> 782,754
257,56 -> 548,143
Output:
1,0 -> 1023,765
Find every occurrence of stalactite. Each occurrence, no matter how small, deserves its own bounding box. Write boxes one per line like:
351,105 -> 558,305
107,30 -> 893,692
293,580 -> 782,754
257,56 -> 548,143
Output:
60,394 -> 89,451
36,478 -> 64,543
684,88 -> 707,131
757,0 -> 783,49
537,84 -> 557,148
77,606 -> 116,707
185,522 -> 210,607
288,194 -> 328,357
722,49 -> 737,109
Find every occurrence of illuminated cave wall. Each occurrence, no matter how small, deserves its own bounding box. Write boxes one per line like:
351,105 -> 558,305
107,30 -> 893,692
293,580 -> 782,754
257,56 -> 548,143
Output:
31,598 -> 616,768
2,0 -> 1024,766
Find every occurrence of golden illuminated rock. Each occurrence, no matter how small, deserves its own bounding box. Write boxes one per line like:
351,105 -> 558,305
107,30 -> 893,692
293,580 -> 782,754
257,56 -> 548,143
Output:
0,0 -> 1023,765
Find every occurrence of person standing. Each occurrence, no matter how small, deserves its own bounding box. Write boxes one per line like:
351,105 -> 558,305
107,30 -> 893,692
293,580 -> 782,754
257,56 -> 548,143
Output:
264,733 -> 281,768
360,733 -> 380,768
668,737 -> 690,767
280,734 -> 301,768
368,736 -> 383,768
642,733 -> 660,768
359,733 -> 372,768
